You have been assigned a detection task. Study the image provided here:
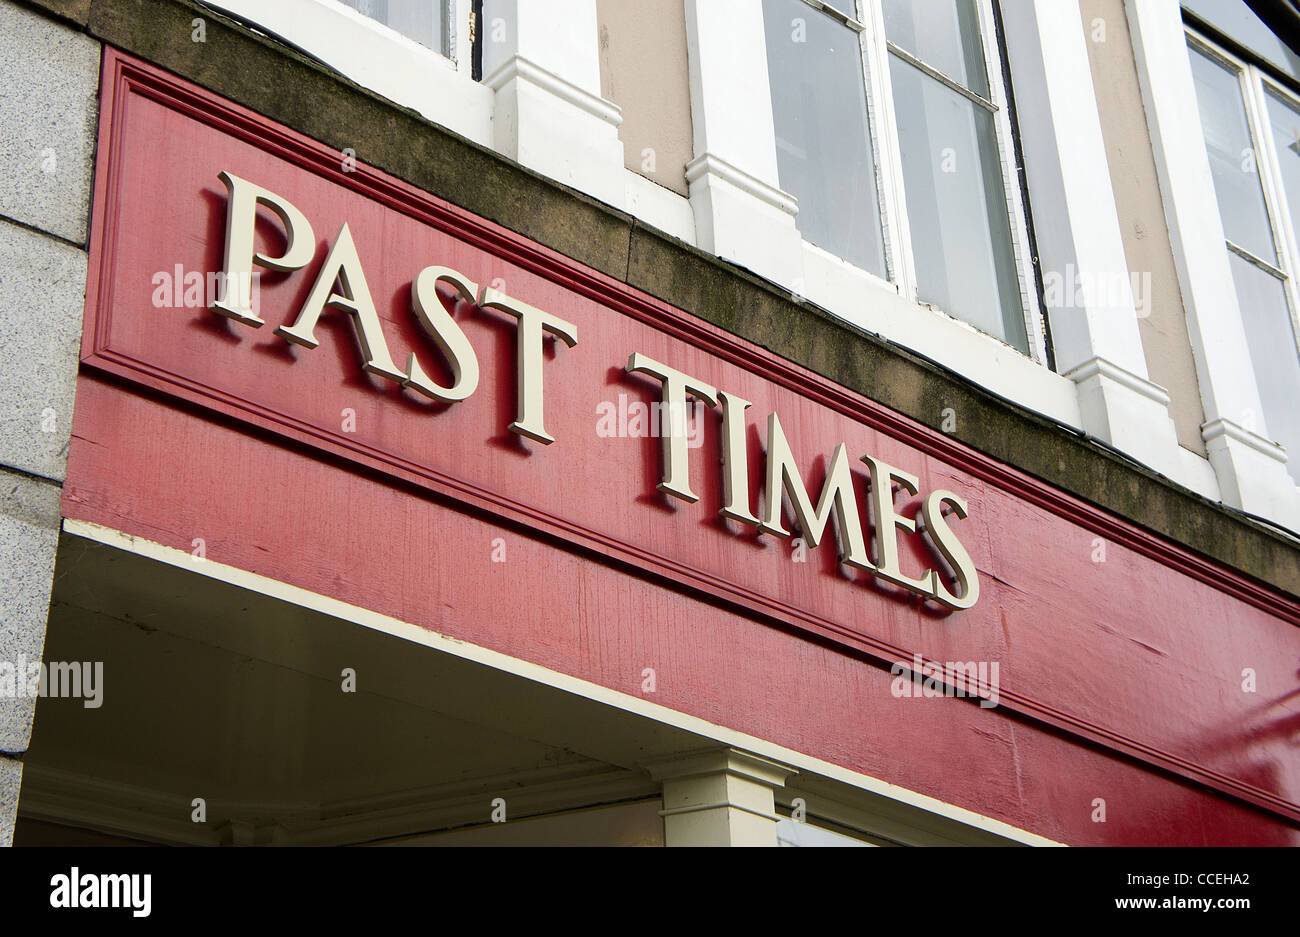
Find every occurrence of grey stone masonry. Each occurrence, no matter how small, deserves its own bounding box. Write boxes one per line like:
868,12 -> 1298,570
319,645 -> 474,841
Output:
0,473 -> 61,754
0,0 -> 101,847
0,0 -> 101,245
0,221 -> 90,482
0,756 -> 21,847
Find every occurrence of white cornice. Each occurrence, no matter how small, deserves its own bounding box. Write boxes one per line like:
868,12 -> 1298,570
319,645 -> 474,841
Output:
1201,417 -> 1289,464
482,54 -> 623,127
685,152 -> 799,216
1062,355 -> 1172,408
642,747 -> 797,788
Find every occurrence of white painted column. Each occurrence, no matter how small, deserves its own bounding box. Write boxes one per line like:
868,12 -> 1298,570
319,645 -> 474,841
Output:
645,748 -> 795,847
481,0 -> 625,206
682,0 -> 802,288
1125,0 -> 1300,529
1001,0 -> 1187,483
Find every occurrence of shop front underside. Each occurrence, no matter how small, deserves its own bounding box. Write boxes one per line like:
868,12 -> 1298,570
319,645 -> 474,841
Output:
13,526 -> 1019,846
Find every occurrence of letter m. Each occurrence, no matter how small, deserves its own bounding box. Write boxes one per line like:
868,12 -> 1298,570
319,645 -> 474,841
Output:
761,413 -> 871,570
102,875 -> 130,908
46,661 -> 80,698
947,661 -> 978,697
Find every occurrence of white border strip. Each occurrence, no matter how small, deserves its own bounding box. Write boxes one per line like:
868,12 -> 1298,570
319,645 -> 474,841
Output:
61,517 -> 1065,846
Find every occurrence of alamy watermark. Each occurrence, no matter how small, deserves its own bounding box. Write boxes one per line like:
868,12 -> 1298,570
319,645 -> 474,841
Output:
50,868 -> 150,917
596,394 -> 706,449
1043,263 -> 1152,319
0,656 -> 103,709
890,654 -> 1000,709
151,265 -> 261,316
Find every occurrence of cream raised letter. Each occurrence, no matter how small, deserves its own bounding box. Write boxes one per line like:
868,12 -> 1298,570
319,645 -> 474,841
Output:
761,412 -> 872,570
920,489 -> 980,610
718,391 -> 760,526
625,353 -> 719,503
479,287 -> 578,445
860,453 -> 932,596
275,222 -> 406,383
211,171 -> 316,326
405,266 -> 481,403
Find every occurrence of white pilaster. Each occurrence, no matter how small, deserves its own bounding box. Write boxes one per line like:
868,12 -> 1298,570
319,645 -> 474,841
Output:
683,0 -> 802,288
1125,0 -> 1300,529
481,0 -> 625,206
1001,0 -> 1186,483
645,748 -> 795,847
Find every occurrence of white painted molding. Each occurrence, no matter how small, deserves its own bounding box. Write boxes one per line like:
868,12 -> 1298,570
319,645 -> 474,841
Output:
643,747 -> 797,787
482,0 -> 626,206
204,0 -> 493,147
1202,432 -> 1300,528
18,764 -> 223,846
684,153 -> 798,216
797,240 -> 1086,432
685,168 -> 803,288
1172,446 -> 1222,502
482,54 -> 623,128
624,171 -> 697,245
1202,418 -> 1289,464
1125,0 -> 1300,530
683,0 -> 802,287
18,761 -> 658,847
1001,0 -> 1186,483
1001,1 -> 1150,377
645,747 -> 796,846
682,0 -> 781,182
1068,362 -> 1188,485
1124,0 -> 1267,430
1061,356 -> 1173,408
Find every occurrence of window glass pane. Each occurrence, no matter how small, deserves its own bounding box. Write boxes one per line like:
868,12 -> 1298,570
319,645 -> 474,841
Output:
889,56 -> 1026,350
1264,87 -> 1300,251
1188,43 -> 1276,261
882,0 -> 988,98
763,0 -> 887,277
1226,253 -> 1300,481
820,0 -> 860,20
341,0 -> 448,57
1182,0 -> 1300,84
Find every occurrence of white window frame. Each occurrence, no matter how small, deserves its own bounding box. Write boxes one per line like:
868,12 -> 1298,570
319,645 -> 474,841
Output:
779,0 -> 1047,363
1186,26 -> 1300,455
200,0 -> 493,146
325,0 -> 472,74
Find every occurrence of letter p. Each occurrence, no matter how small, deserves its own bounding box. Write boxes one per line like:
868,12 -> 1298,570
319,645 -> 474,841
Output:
211,171 -> 315,326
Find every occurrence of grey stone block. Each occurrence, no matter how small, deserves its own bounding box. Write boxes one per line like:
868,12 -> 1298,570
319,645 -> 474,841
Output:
0,470 -> 61,753
0,1 -> 100,245
0,219 -> 87,481
0,755 -> 20,846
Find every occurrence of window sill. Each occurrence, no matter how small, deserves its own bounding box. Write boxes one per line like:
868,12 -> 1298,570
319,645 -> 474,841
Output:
796,240 -> 1083,433
204,0 -> 492,147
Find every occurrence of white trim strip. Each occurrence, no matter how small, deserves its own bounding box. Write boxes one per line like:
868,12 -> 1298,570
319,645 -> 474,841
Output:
658,802 -> 781,823
1062,355 -> 1174,408
1202,417 -> 1290,463
482,54 -> 624,127
684,152 -> 800,216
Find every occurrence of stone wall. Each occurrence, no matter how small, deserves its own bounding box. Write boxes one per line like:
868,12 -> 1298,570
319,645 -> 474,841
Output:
0,0 -> 100,845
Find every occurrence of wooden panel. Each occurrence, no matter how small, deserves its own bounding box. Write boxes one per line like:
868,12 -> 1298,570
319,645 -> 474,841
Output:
67,49 -> 1300,836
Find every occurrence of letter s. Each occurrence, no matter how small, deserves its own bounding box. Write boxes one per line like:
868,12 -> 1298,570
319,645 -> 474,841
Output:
404,266 -> 481,402
920,489 -> 980,611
